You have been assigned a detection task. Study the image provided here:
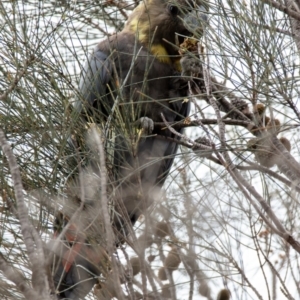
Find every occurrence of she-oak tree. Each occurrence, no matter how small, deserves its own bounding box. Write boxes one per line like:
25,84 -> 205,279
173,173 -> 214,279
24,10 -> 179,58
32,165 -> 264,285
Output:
0,0 -> 300,299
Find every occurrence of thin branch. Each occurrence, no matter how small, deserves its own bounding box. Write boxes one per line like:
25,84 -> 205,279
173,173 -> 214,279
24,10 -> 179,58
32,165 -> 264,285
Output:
92,127 -> 126,300
92,127 -> 115,255
0,255 -> 40,300
0,56 -> 35,101
201,49 -> 300,254
153,118 -> 258,131
0,130 -> 50,298
262,0 -> 300,22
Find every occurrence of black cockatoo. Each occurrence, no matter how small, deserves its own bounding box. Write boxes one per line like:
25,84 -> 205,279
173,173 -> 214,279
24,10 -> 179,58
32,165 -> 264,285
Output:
52,0 -> 207,298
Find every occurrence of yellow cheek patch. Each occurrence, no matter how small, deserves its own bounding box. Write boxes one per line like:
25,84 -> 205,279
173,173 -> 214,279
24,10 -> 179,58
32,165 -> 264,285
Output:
127,15 -> 182,70
151,45 -> 182,71
174,58 -> 182,72
150,44 -> 171,64
128,17 -> 148,44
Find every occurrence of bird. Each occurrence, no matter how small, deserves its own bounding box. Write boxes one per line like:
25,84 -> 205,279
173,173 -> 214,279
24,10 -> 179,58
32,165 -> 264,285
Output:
76,0 -> 207,233
52,0 -> 207,298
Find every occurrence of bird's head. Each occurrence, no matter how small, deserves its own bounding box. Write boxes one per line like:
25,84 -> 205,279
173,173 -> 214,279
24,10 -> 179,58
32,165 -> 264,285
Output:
124,0 -> 208,61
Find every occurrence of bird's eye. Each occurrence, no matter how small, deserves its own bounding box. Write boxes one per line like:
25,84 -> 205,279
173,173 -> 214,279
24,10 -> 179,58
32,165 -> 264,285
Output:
168,5 -> 179,16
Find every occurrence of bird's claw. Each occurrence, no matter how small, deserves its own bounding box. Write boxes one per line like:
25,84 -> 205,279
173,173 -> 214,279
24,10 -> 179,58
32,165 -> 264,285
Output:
180,55 -> 202,80
135,117 -> 154,135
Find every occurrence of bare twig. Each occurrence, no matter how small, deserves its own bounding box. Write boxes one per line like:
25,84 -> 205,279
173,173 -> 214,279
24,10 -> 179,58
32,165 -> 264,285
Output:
0,255 -> 41,300
262,0 -> 300,22
0,130 -> 50,298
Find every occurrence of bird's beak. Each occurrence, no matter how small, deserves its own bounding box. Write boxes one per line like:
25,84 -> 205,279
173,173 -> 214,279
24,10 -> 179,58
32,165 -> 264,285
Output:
183,5 -> 208,38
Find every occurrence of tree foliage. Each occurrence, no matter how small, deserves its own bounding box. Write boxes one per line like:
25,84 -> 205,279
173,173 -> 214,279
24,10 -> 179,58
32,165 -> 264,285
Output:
1,0 -> 300,299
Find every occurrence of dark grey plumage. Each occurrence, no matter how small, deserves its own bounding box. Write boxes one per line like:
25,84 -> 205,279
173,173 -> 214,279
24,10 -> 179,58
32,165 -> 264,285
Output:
53,1 -> 207,298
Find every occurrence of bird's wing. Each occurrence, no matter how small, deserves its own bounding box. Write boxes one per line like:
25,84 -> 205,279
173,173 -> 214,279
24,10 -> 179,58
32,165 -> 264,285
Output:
74,48 -> 113,118
145,75 -> 191,186
159,99 -> 190,181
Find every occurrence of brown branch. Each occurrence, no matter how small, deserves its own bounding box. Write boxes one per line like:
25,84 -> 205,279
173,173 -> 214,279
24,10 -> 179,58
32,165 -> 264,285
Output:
92,128 -> 115,254
237,163 -> 300,193
156,133 -> 300,191
1,118 -> 263,136
0,55 -> 35,102
0,130 -> 51,298
200,51 -> 300,254
0,255 -> 41,300
154,118 -> 258,131
238,170 -> 300,253
252,22 -> 295,37
262,0 -> 300,22
272,135 -> 300,183
92,128 -> 126,300
161,84 -> 300,251
220,248 -> 264,300
156,240 -> 176,300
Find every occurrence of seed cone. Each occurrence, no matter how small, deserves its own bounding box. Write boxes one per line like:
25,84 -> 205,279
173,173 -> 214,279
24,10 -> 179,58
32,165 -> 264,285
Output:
137,233 -> 154,249
231,99 -> 251,119
279,136 -> 291,152
264,116 -> 270,127
217,289 -> 231,300
155,221 -> 170,238
129,257 -> 141,276
158,266 -> 168,281
247,138 -> 276,168
266,119 -> 281,134
247,138 -> 259,150
193,137 -> 215,158
147,255 -> 156,263
164,248 -> 181,271
274,136 -> 292,170
252,103 -> 268,128
248,135 -> 291,168
254,103 -> 266,115
255,148 -> 276,168
179,38 -> 198,55
198,282 -> 210,297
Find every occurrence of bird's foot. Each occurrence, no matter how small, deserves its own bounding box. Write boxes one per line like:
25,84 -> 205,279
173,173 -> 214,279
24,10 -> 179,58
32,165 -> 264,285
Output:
134,117 -> 154,135
180,55 -> 202,80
